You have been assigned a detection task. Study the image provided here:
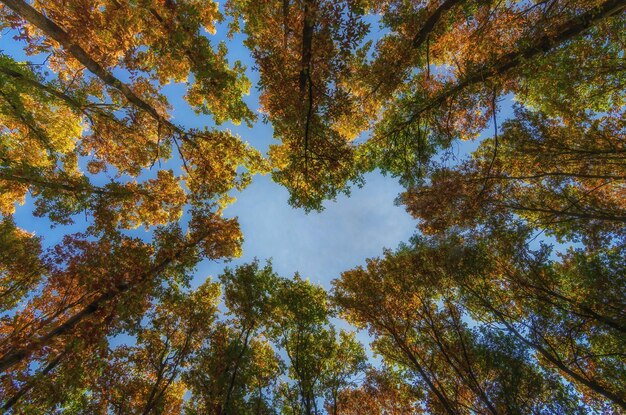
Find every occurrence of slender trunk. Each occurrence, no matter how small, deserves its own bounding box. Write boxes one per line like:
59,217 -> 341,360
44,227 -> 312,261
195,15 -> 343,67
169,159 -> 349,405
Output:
142,348 -> 187,415
502,318 -> 626,410
424,302 -> 499,415
386,327 -> 458,415
299,0 -> 315,95
506,267 -> 626,334
223,326 -> 252,414
0,289 -> 116,373
1,351 -> 66,411
140,348 -> 169,415
412,0 -> 464,49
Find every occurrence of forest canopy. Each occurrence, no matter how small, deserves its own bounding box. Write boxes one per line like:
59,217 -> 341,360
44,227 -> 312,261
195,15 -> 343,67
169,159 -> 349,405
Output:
0,0 -> 624,414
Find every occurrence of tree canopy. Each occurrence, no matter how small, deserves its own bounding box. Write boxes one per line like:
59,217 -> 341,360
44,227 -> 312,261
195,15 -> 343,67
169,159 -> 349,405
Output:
0,0 -> 624,413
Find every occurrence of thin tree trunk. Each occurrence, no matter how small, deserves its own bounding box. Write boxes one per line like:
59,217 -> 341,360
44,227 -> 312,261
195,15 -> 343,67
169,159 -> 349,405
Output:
299,0 -> 315,95
386,327 -> 459,415
223,326 -> 252,414
1,351 -> 66,411
412,0 -> 464,49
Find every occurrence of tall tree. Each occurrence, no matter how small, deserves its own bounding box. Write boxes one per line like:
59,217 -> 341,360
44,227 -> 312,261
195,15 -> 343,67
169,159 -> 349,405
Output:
332,234 -> 624,413
270,274 -> 366,415
226,0 -> 370,209
184,260 -> 282,415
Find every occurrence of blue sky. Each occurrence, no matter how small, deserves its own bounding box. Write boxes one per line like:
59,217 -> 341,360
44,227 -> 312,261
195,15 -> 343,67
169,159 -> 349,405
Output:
201,172 -> 415,288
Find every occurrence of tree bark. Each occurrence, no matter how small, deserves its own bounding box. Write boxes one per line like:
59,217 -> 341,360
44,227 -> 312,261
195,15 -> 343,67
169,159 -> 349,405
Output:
1,351 -> 66,411
412,0 -> 464,49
